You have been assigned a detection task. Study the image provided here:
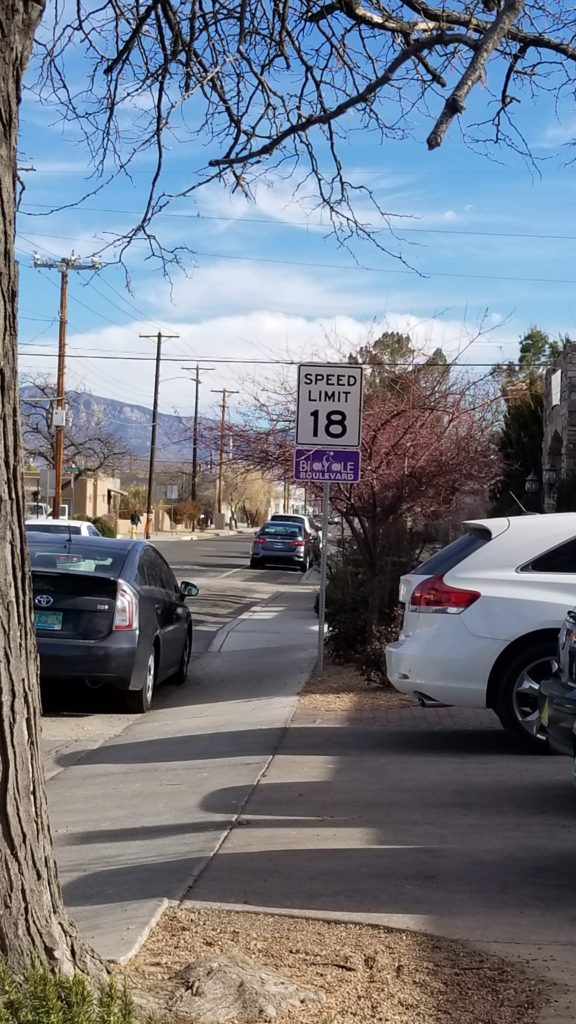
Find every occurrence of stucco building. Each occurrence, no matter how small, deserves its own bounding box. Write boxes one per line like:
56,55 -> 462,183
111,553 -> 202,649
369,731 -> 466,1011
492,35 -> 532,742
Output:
543,342 -> 576,511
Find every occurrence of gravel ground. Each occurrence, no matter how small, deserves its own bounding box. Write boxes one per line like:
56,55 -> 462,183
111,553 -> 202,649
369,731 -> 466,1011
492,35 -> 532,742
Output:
127,906 -> 546,1024
299,661 -> 414,712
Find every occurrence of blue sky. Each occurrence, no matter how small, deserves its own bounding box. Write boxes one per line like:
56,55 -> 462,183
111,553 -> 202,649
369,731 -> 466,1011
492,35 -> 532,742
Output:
15,36 -> 576,417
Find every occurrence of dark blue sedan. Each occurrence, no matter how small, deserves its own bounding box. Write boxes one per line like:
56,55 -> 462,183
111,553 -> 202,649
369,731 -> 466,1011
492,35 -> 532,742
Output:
28,534 -> 198,712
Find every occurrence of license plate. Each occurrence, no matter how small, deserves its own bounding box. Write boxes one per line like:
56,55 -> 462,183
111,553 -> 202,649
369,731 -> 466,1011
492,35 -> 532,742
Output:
541,698 -> 549,728
35,611 -> 63,631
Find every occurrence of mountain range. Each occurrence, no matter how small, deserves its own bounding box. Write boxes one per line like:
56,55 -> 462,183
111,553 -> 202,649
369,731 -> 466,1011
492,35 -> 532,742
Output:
20,387 -> 210,463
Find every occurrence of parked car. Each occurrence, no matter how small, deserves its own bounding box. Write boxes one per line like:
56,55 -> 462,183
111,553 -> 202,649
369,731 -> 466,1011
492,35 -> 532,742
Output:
385,514 -> 576,750
26,519 -> 102,537
270,513 -> 321,561
539,609 -> 576,755
250,520 -> 314,571
26,502 -> 52,519
29,534 -> 198,712
270,513 -> 322,539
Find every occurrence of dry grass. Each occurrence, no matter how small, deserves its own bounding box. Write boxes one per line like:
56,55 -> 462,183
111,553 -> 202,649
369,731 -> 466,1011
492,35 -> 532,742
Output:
299,661 -> 415,712
128,906 -> 546,1024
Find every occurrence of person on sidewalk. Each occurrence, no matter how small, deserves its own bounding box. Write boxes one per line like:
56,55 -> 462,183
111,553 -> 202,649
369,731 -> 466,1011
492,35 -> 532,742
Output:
130,509 -> 141,540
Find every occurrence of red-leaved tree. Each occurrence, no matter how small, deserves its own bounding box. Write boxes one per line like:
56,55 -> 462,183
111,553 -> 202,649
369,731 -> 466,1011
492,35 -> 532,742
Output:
225,338 -> 500,668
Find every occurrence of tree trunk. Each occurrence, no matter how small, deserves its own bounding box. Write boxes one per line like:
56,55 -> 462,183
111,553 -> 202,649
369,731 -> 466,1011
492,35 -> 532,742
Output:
0,1 -> 103,979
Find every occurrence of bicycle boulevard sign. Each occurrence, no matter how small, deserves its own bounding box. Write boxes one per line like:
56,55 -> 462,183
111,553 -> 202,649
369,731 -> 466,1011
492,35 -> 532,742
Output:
295,363 -> 363,449
294,448 -> 361,483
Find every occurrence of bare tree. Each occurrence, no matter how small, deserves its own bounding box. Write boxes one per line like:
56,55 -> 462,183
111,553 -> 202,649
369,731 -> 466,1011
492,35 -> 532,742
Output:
0,1 -> 104,979
222,465 -> 274,525
29,0 -> 576,260
21,377 -> 129,475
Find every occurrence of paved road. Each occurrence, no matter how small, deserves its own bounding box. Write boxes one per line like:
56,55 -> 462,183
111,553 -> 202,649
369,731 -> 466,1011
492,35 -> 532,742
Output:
153,535 -> 311,654
41,534 -> 313,775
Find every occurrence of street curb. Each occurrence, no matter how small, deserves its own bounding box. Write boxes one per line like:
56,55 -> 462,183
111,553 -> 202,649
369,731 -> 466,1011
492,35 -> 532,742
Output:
113,899 -> 170,965
152,530 -> 242,541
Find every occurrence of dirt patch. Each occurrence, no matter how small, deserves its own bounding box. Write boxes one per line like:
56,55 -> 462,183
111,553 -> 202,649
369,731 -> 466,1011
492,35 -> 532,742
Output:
299,661 -> 415,712
128,906 -> 546,1024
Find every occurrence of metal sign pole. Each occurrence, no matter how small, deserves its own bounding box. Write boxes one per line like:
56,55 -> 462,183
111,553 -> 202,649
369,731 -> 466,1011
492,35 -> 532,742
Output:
317,480 -> 330,676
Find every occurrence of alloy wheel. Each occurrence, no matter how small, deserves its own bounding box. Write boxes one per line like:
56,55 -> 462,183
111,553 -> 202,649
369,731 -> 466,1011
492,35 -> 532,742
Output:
512,656 -> 558,739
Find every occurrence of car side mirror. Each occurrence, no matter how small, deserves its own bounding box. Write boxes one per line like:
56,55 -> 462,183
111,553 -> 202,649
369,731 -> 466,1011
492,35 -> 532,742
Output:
180,581 -> 199,598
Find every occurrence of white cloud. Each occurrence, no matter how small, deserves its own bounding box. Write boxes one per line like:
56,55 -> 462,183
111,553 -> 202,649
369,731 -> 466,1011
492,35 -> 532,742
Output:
18,307 -> 516,417
24,160 -> 88,176
147,259 -> 389,319
539,115 -> 576,148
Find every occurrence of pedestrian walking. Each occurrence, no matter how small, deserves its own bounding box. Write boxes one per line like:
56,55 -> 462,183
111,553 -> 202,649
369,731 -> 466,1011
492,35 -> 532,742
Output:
130,509 -> 141,540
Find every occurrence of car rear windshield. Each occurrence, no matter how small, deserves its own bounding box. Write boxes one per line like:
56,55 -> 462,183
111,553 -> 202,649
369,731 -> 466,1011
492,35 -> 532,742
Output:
271,515 -> 302,524
29,543 -> 125,576
260,524 -> 302,537
26,523 -> 81,534
412,528 -> 491,576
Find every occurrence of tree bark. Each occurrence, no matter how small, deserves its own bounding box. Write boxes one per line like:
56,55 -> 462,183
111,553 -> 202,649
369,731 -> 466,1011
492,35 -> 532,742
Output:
0,1 -> 103,978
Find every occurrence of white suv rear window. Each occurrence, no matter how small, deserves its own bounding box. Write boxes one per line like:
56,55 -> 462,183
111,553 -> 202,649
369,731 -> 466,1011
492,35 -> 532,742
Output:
413,529 -> 491,576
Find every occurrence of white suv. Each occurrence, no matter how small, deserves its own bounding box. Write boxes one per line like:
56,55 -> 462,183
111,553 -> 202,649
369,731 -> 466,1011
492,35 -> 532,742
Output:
386,514 -> 576,750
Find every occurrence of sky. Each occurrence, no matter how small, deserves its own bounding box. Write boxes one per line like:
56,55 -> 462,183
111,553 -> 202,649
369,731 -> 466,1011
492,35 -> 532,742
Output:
15,20 -> 576,419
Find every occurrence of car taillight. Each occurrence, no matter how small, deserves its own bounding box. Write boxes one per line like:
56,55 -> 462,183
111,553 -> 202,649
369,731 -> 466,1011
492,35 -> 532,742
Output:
255,537 -> 266,545
113,580 -> 139,631
291,539 -> 305,547
409,573 -> 480,614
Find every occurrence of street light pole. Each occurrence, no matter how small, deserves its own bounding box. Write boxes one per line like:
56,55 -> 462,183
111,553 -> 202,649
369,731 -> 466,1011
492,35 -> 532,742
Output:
33,252 -> 101,518
211,389 -> 239,516
140,331 -> 179,539
182,364 -> 214,501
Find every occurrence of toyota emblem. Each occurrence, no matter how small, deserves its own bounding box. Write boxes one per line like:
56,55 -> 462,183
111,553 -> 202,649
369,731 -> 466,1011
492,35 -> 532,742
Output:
35,594 -> 54,608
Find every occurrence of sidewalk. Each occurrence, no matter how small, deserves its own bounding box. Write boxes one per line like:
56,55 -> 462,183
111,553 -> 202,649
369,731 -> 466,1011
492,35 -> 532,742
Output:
149,527 -> 255,541
48,584 -> 317,962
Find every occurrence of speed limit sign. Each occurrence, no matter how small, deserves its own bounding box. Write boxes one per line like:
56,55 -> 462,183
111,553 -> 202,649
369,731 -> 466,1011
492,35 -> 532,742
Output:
296,363 -> 363,448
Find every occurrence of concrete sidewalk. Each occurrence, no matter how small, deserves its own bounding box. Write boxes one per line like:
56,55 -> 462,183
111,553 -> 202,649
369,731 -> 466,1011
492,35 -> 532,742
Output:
185,701 -> 576,1023
48,584 -> 317,961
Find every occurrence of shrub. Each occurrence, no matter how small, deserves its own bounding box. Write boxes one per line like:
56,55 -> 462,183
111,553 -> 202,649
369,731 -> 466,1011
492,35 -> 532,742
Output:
0,962 -> 137,1024
92,516 -> 116,538
323,530 -> 417,681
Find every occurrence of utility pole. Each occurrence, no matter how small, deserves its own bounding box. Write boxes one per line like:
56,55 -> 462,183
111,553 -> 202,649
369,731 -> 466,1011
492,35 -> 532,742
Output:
33,252 -> 101,518
211,389 -> 239,517
182,364 -> 214,502
140,331 -> 179,539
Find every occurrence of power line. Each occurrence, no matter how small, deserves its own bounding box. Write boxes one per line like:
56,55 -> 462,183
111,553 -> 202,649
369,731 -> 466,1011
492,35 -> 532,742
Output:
18,238 -> 576,287
17,353 -> 518,368
17,230 -> 576,287
18,205 -> 573,241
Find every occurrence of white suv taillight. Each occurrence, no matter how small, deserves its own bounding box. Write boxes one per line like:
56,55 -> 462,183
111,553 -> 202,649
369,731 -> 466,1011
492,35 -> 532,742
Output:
113,580 -> 139,631
410,573 -> 480,614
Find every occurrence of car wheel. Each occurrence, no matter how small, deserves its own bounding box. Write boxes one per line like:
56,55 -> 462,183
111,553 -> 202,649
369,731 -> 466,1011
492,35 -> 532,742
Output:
495,638 -> 559,751
173,628 -> 192,686
249,557 -> 259,569
299,555 -> 309,573
125,650 -> 156,713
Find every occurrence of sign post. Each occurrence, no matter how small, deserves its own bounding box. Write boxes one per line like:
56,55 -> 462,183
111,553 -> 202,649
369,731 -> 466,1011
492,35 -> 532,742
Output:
295,363 -> 363,676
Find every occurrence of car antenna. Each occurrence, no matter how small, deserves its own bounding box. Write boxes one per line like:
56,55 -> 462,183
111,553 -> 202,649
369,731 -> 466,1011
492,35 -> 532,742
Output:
509,490 -> 531,515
